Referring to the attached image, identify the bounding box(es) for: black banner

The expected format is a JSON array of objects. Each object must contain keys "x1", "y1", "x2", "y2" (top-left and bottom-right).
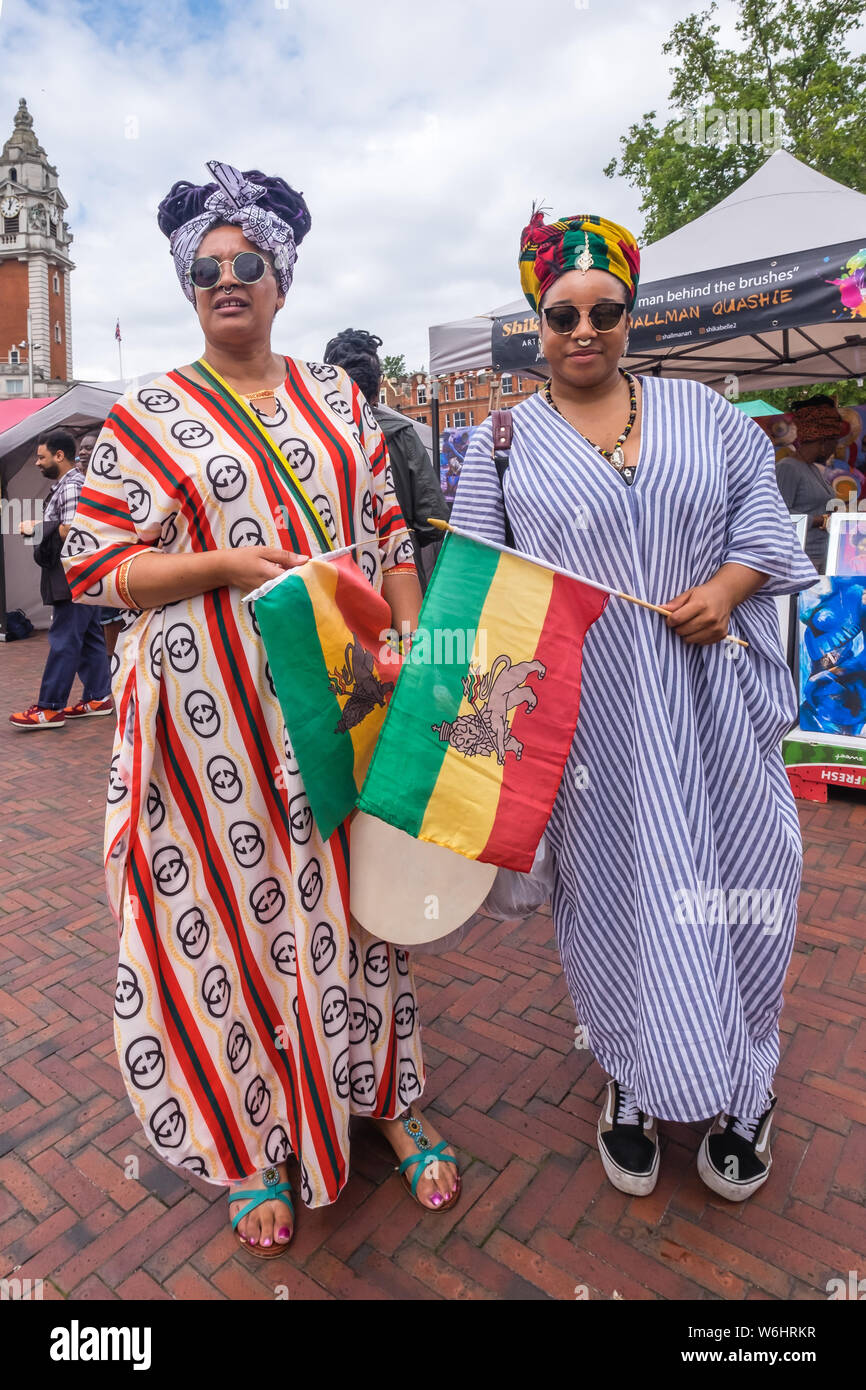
[
  {"x1": 629, "y1": 237, "x2": 866, "y2": 353},
  {"x1": 492, "y1": 310, "x2": 544, "y2": 373}
]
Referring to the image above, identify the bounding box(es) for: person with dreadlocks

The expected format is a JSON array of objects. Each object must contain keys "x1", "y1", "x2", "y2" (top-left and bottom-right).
[
  {"x1": 323, "y1": 328, "x2": 449, "y2": 589},
  {"x1": 61, "y1": 160, "x2": 461, "y2": 1261},
  {"x1": 451, "y1": 209, "x2": 817, "y2": 1202}
]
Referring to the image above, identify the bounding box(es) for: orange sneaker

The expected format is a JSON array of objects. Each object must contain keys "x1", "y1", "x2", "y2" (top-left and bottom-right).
[
  {"x1": 63, "y1": 698, "x2": 113, "y2": 719},
  {"x1": 9, "y1": 704, "x2": 66, "y2": 730}
]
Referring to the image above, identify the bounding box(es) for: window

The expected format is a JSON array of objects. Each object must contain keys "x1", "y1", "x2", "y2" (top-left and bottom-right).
[
  {"x1": 468, "y1": 410, "x2": 475, "y2": 425},
  {"x1": 416, "y1": 384, "x2": 427, "y2": 406},
  {"x1": 10, "y1": 169, "x2": 16, "y2": 182},
  {"x1": 4, "y1": 216, "x2": 19, "y2": 235},
  {"x1": 418, "y1": 414, "x2": 428, "y2": 425},
  {"x1": 54, "y1": 322, "x2": 61, "y2": 343},
  {"x1": 52, "y1": 271, "x2": 60, "y2": 294},
  {"x1": 467, "y1": 380, "x2": 474, "y2": 398},
  {"x1": 453, "y1": 411, "x2": 467, "y2": 428},
  {"x1": 454, "y1": 380, "x2": 465, "y2": 401},
  {"x1": 9, "y1": 348, "x2": 19, "y2": 365},
  {"x1": 444, "y1": 413, "x2": 451, "y2": 429},
  {"x1": 379, "y1": 390, "x2": 387, "y2": 405},
  {"x1": 6, "y1": 378, "x2": 24, "y2": 393},
  {"x1": 501, "y1": 374, "x2": 513, "y2": 394}
]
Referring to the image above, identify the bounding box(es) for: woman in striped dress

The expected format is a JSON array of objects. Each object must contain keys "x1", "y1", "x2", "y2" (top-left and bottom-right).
[
  {"x1": 451, "y1": 212, "x2": 817, "y2": 1201},
  {"x1": 62, "y1": 162, "x2": 459, "y2": 1256}
]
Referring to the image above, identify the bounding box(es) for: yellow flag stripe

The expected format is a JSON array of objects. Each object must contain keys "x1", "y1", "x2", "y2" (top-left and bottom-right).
[
  {"x1": 303, "y1": 560, "x2": 374, "y2": 782},
  {"x1": 418, "y1": 552, "x2": 554, "y2": 856}
]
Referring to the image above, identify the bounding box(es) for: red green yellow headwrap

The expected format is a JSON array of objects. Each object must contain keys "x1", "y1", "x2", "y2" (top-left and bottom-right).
[{"x1": 519, "y1": 211, "x2": 640, "y2": 313}]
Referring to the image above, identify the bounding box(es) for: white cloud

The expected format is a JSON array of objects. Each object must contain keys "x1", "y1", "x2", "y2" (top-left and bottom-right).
[{"x1": 1, "y1": 0, "x2": 710, "y2": 381}]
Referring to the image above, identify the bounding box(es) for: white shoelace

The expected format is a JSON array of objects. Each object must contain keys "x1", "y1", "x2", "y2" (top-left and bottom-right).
[
  {"x1": 615, "y1": 1085, "x2": 642, "y2": 1126},
  {"x1": 731, "y1": 1113, "x2": 761, "y2": 1142}
]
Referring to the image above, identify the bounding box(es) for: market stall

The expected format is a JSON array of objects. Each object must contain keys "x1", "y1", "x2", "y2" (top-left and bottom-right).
[
  {"x1": 428, "y1": 150, "x2": 866, "y2": 799},
  {"x1": 0, "y1": 377, "x2": 158, "y2": 633}
]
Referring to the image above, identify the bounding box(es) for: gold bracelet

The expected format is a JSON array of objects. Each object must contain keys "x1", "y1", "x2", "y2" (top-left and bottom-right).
[{"x1": 116, "y1": 555, "x2": 141, "y2": 608}]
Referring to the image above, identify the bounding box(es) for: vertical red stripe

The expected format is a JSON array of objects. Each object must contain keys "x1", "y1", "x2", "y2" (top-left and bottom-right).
[
  {"x1": 129, "y1": 841, "x2": 254, "y2": 1178},
  {"x1": 480, "y1": 575, "x2": 608, "y2": 871}
]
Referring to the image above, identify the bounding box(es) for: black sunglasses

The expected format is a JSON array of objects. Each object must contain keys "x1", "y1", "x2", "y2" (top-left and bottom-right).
[
  {"x1": 542, "y1": 302, "x2": 627, "y2": 334},
  {"x1": 188, "y1": 252, "x2": 269, "y2": 290}
]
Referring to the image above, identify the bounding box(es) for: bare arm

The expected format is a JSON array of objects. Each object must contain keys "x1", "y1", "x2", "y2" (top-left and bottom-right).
[
  {"x1": 124, "y1": 546, "x2": 307, "y2": 609},
  {"x1": 382, "y1": 568, "x2": 422, "y2": 635}
]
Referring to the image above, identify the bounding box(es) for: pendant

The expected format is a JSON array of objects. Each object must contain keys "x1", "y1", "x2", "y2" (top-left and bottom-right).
[
  {"x1": 621, "y1": 467, "x2": 634, "y2": 484},
  {"x1": 610, "y1": 444, "x2": 625, "y2": 467},
  {"x1": 576, "y1": 231, "x2": 594, "y2": 275}
]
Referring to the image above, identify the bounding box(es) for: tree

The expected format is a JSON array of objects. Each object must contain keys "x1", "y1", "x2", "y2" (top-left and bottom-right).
[
  {"x1": 382, "y1": 353, "x2": 407, "y2": 381},
  {"x1": 605, "y1": 0, "x2": 866, "y2": 244}
]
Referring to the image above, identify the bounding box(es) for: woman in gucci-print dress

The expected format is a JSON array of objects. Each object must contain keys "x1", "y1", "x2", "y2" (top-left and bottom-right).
[{"x1": 63, "y1": 161, "x2": 460, "y2": 1256}]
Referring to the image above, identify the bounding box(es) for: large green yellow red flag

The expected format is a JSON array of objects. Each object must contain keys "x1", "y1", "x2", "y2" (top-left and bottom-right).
[
  {"x1": 253, "y1": 554, "x2": 400, "y2": 841},
  {"x1": 358, "y1": 530, "x2": 609, "y2": 871}
]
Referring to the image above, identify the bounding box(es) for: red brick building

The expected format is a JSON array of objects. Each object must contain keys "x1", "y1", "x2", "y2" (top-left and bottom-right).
[
  {"x1": 0, "y1": 98, "x2": 74, "y2": 400},
  {"x1": 382, "y1": 369, "x2": 539, "y2": 429}
]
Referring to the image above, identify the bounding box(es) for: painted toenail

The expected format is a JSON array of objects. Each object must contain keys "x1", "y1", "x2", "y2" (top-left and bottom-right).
[
  {"x1": 248, "y1": 1237, "x2": 257, "y2": 1245},
  {"x1": 431, "y1": 1193, "x2": 443, "y2": 1206},
  {"x1": 262, "y1": 1238, "x2": 272, "y2": 1246},
  {"x1": 278, "y1": 1227, "x2": 291, "y2": 1239}
]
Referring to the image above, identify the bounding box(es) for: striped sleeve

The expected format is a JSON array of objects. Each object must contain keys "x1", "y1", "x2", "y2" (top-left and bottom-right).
[
  {"x1": 449, "y1": 417, "x2": 507, "y2": 544},
  {"x1": 358, "y1": 389, "x2": 413, "y2": 572},
  {"x1": 61, "y1": 406, "x2": 165, "y2": 606},
  {"x1": 711, "y1": 390, "x2": 819, "y2": 597}
]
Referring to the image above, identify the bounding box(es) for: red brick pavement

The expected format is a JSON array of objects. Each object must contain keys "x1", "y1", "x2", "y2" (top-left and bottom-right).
[{"x1": 1, "y1": 633, "x2": 865, "y2": 1302}]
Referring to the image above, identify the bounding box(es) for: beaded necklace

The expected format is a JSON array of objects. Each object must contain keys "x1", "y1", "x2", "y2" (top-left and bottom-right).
[{"x1": 544, "y1": 369, "x2": 639, "y2": 485}]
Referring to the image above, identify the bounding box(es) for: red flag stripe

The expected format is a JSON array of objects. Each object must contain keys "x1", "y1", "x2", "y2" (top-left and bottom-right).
[{"x1": 480, "y1": 575, "x2": 608, "y2": 869}]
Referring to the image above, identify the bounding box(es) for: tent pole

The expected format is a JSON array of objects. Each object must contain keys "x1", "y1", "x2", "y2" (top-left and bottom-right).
[
  {"x1": 0, "y1": 473, "x2": 7, "y2": 639},
  {"x1": 431, "y1": 378, "x2": 440, "y2": 484}
]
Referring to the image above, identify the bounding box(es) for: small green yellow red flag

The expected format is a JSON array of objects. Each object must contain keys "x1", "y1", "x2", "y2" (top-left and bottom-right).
[
  {"x1": 358, "y1": 530, "x2": 608, "y2": 870},
  {"x1": 254, "y1": 555, "x2": 400, "y2": 841}
]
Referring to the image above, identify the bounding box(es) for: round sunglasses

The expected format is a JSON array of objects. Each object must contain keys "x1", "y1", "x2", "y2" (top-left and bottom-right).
[
  {"x1": 542, "y1": 302, "x2": 627, "y2": 334},
  {"x1": 188, "y1": 252, "x2": 269, "y2": 290}
]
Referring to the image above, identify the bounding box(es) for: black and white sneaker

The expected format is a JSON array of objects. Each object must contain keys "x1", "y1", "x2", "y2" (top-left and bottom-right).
[
  {"x1": 597, "y1": 1079, "x2": 660, "y2": 1196},
  {"x1": 697, "y1": 1092, "x2": 777, "y2": 1201}
]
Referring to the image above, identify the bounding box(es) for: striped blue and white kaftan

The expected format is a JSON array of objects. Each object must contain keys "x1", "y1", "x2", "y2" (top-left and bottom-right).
[{"x1": 451, "y1": 377, "x2": 817, "y2": 1123}]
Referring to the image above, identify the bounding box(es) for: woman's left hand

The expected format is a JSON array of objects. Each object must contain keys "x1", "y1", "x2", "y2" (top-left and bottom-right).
[{"x1": 663, "y1": 577, "x2": 735, "y2": 645}]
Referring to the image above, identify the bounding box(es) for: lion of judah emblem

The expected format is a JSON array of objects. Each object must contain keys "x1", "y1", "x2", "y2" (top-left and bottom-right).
[
  {"x1": 432, "y1": 655, "x2": 546, "y2": 765},
  {"x1": 329, "y1": 640, "x2": 394, "y2": 733}
]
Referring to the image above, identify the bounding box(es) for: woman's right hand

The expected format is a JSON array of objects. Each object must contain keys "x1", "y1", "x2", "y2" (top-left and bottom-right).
[{"x1": 220, "y1": 546, "x2": 308, "y2": 591}]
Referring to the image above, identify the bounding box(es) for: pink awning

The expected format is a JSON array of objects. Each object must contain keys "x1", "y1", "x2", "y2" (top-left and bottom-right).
[{"x1": 0, "y1": 397, "x2": 56, "y2": 432}]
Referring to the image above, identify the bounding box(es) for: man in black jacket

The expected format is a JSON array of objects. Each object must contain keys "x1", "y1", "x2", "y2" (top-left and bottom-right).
[
  {"x1": 323, "y1": 329, "x2": 449, "y2": 589},
  {"x1": 9, "y1": 430, "x2": 112, "y2": 730}
]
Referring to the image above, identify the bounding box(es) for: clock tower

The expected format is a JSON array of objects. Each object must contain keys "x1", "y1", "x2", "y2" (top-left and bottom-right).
[{"x1": 0, "y1": 98, "x2": 74, "y2": 399}]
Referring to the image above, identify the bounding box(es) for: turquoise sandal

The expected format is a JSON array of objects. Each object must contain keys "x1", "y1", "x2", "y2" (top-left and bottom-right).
[
  {"x1": 396, "y1": 1108, "x2": 461, "y2": 1213},
  {"x1": 229, "y1": 1165, "x2": 294, "y2": 1258}
]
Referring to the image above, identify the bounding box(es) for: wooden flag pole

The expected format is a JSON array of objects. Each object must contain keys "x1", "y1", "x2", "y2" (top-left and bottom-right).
[{"x1": 426, "y1": 518, "x2": 749, "y2": 649}]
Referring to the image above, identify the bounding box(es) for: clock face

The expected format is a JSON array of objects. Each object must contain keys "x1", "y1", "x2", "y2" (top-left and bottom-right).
[{"x1": 1, "y1": 196, "x2": 20, "y2": 218}]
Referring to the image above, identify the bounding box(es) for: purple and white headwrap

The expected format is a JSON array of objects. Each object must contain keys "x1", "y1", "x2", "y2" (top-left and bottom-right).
[{"x1": 169, "y1": 160, "x2": 298, "y2": 303}]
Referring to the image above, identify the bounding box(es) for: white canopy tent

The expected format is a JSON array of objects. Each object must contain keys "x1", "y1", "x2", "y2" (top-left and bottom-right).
[
  {"x1": 429, "y1": 151, "x2": 866, "y2": 392},
  {"x1": 0, "y1": 376, "x2": 159, "y2": 631}
]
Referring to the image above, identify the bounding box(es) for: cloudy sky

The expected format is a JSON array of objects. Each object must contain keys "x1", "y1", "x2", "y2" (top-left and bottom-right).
[{"x1": 1, "y1": 0, "x2": 741, "y2": 382}]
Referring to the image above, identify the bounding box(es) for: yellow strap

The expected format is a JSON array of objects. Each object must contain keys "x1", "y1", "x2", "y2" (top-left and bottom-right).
[{"x1": 198, "y1": 357, "x2": 334, "y2": 553}]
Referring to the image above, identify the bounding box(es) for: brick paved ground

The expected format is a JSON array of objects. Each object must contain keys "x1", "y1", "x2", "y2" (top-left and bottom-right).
[{"x1": 1, "y1": 632, "x2": 864, "y2": 1303}]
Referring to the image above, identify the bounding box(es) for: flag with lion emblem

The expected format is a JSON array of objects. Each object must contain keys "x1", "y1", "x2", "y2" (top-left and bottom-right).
[
  {"x1": 358, "y1": 530, "x2": 609, "y2": 870},
  {"x1": 254, "y1": 554, "x2": 401, "y2": 841}
]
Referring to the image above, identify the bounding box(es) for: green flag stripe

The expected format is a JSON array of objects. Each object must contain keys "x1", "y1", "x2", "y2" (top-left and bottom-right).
[
  {"x1": 358, "y1": 531, "x2": 499, "y2": 835},
  {"x1": 256, "y1": 575, "x2": 356, "y2": 839}
]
